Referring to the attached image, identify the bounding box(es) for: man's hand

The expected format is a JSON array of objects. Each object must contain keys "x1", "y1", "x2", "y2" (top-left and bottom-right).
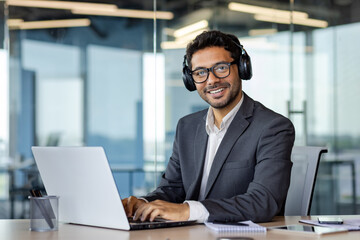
[
  {"x1": 133, "y1": 200, "x2": 190, "y2": 222},
  {"x1": 122, "y1": 196, "x2": 146, "y2": 218}
]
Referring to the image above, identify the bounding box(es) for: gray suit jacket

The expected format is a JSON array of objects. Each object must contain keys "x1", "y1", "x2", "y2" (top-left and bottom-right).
[{"x1": 145, "y1": 93, "x2": 295, "y2": 222}]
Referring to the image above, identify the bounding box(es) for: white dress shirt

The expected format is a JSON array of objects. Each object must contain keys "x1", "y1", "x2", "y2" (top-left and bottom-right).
[{"x1": 185, "y1": 94, "x2": 244, "y2": 222}]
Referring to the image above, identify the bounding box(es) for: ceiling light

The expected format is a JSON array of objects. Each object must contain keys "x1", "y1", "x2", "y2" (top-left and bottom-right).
[
  {"x1": 249, "y1": 28, "x2": 278, "y2": 36},
  {"x1": 6, "y1": 18, "x2": 24, "y2": 27},
  {"x1": 6, "y1": 0, "x2": 174, "y2": 20},
  {"x1": 8, "y1": 19, "x2": 91, "y2": 30},
  {"x1": 254, "y1": 14, "x2": 328, "y2": 28},
  {"x1": 228, "y1": 2, "x2": 308, "y2": 19},
  {"x1": 162, "y1": 28, "x2": 209, "y2": 50},
  {"x1": 6, "y1": 0, "x2": 117, "y2": 11},
  {"x1": 161, "y1": 41, "x2": 188, "y2": 50},
  {"x1": 228, "y1": 2, "x2": 328, "y2": 28},
  {"x1": 173, "y1": 20, "x2": 208, "y2": 38},
  {"x1": 71, "y1": 9, "x2": 173, "y2": 20},
  {"x1": 175, "y1": 28, "x2": 208, "y2": 43}
]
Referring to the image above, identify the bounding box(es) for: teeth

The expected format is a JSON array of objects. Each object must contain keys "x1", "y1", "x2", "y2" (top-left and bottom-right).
[{"x1": 210, "y1": 88, "x2": 224, "y2": 94}]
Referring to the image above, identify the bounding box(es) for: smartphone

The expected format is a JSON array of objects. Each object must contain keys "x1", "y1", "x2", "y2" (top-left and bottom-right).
[{"x1": 317, "y1": 217, "x2": 343, "y2": 224}]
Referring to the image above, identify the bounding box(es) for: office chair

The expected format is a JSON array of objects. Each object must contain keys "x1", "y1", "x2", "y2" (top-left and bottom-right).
[{"x1": 284, "y1": 146, "x2": 328, "y2": 216}]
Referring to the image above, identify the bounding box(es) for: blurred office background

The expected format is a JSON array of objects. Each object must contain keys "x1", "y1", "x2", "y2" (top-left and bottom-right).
[{"x1": 0, "y1": 0, "x2": 359, "y2": 218}]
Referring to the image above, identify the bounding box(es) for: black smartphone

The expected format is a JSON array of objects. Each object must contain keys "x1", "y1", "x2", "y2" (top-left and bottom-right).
[{"x1": 317, "y1": 217, "x2": 343, "y2": 224}]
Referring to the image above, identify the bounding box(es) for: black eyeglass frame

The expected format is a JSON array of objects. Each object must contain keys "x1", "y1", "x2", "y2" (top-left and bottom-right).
[{"x1": 190, "y1": 60, "x2": 237, "y2": 84}]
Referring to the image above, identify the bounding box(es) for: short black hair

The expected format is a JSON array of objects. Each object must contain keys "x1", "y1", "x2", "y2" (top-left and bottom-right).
[{"x1": 185, "y1": 30, "x2": 241, "y2": 70}]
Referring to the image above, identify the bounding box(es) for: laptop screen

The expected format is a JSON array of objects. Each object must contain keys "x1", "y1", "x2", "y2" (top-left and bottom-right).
[{"x1": 32, "y1": 146, "x2": 130, "y2": 230}]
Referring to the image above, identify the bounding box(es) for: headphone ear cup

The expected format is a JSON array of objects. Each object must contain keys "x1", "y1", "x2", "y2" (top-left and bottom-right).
[
  {"x1": 182, "y1": 65, "x2": 197, "y2": 91},
  {"x1": 238, "y1": 51, "x2": 252, "y2": 80}
]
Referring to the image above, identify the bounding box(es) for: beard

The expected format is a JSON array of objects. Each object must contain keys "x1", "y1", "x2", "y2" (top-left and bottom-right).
[{"x1": 200, "y1": 81, "x2": 241, "y2": 109}]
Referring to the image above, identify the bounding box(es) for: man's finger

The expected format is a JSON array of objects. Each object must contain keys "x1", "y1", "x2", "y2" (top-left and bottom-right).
[
  {"x1": 133, "y1": 203, "x2": 146, "y2": 220},
  {"x1": 140, "y1": 204, "x2": 154, "y2": 221},
  {"x1": 123, "y1": 196, "x2": 137, "y2": 217},
  {"x1": 149, "y1": 208, "x2": 161, "y2": 221}
]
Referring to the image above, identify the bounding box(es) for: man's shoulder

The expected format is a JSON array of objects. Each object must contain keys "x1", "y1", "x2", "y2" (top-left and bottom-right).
[
  {"x1": 176, "y1": 108, "x2": 208, "y2": 131},
  {"x1": 243, "y1": 94, "x2": 293, "y2": 126},
  {"x1": 179, "y1": 108, "x2": 208, "y2": 122},
  {"x1": 253, "y1": 101, "x2": 285, "y2": 118},
  {"x1": 251, "y1": 100, "x2": 294, "y2": 130}
]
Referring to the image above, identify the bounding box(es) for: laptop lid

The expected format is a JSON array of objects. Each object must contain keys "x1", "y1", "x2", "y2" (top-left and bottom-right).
[{"x1": 32, "y1": 146, "x2": 131, "y2": 230}]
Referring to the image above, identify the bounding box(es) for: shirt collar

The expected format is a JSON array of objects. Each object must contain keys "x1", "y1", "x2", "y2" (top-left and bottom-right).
[{"x1": 205, "y1": 93, "x2": 244, "y2": 134}]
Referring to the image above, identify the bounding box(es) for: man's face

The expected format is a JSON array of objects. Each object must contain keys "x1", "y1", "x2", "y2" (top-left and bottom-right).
[{"x1": 191, "y1": 46, "x2": 242, "y2": 110}]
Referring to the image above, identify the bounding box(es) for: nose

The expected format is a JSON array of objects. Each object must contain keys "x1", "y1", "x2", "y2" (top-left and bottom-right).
[{"x1": 206, "y1": 70, "x2": 220, "y2": 85}]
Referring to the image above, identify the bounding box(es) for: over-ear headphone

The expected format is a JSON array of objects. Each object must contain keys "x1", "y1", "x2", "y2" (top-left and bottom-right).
[{"x1": 182, "y1": 41, "x2": 252, "y2": 92}]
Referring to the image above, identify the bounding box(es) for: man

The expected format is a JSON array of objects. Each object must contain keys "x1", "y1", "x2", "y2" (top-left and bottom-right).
[{"x1": 122, "y1": 30, "x2": 295, "y2": 223}]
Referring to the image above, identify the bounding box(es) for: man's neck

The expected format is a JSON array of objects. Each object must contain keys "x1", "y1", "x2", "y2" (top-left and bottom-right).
[
  {"x1": 212, "y1": 93, "x2": 242, "y2": 129},
  {"x1": 213, "y1": 108, "x2": 231, "y2": 129}
]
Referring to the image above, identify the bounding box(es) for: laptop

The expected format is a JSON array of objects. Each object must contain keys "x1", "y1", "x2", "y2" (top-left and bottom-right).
[{"x1": 31, "y1": 146, "x2": 196, "y2": 230}]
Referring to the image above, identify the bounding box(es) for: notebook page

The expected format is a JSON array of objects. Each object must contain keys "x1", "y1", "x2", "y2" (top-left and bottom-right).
[{"x1": 205, "y1": 220, "x2": 266, "y2": 233}]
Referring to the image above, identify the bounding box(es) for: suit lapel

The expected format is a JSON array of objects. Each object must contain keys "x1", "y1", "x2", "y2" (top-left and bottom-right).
[
  {"x1": 186, "y1": 115, "x2": 208, "y2": 200},
  {"x1": 204, "y1": 93, "x2": 254, "y2": 198}
]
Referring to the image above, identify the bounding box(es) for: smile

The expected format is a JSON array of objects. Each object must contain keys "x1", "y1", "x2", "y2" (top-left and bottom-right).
[{"x1": 209, "y1": 88, "x2": 224, "y2": 94}]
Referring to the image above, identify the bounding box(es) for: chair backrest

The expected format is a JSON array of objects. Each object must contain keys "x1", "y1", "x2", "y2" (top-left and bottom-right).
[{"x1": 284, "y1": 146, "x2": 328, "y2": 216}]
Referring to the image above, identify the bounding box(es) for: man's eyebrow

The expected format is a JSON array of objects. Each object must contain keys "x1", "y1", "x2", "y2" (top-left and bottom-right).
[
  {"x1": 192, "y1": 61, "x2": 229, "y2": 70},
  {"x1": 192, "y1": 66, "x2": 206, "y2": 71}
]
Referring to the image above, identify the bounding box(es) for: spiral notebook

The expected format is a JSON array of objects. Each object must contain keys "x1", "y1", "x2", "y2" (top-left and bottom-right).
[{"x1": 205, "y1": 220, "x2": 266, "y2": 233}]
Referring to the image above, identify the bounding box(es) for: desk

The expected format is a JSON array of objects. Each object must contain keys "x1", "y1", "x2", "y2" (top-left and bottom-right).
[{"x1": 1, "y1": 216, "x2": 359, "y2": 240}]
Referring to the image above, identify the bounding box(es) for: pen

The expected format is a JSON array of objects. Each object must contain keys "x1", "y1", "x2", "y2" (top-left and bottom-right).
[
  {"x1": 29, "y1": 189, "x2": 54, "y2": 229},
  {"x1": 211, "y1": 220, "x2": 249, "y2": 226}
]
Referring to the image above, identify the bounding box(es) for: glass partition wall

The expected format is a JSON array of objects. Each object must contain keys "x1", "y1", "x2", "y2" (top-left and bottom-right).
[{"x1": 1, "y1": 0, "x2": 359, "y2": 218}]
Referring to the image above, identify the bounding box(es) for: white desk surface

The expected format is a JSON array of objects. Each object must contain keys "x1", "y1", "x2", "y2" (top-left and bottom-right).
[{"x1": 1, "y1": 216, "x2": 360, "y2": 240}]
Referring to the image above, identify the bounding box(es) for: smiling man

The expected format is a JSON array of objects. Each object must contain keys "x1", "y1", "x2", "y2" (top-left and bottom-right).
[{"x1": 122, "y1": 30, "x2": 295, "y2": 223}]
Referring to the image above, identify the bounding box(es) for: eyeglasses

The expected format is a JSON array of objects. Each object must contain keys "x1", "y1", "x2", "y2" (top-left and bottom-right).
[{"x1": 191, "y1": 61, "x2": 237, "y2": 83}]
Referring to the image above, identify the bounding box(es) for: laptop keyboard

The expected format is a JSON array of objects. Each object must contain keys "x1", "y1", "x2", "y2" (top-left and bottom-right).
[
  {"x1": 128, "y1": 217, "x2": 167, "y2": 224},
  {"x1": 127, "y1": 217, "x2": 197, "y2": 230}
]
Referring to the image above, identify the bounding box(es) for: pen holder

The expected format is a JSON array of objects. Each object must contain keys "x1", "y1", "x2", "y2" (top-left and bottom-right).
[{"x1": 29, "y1": 196, "x2": 59, "y2": 232}]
